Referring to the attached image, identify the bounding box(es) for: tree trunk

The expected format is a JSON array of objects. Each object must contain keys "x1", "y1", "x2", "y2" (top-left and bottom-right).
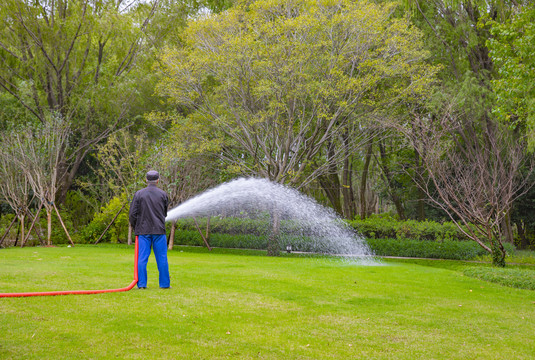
[
  {"x1": 267, "y1": 210, "x2": 280, "y2": 256},
  {"x1": 56, "y1": 153, "x2": 85, "y2": 204},
  {"x1": 502, "y1": 210, "x2": 514, "y2": 244},
  {"x1": 47, "y1": 209, "x2": 52, "y2": 246},
  {"x1": 13, "y1": 219, "x2": 20, "y2": 247},
  {"x1": 490, "y1": 230, "x2": 506, "y2": 267},
  {"x1": 360, "y1": 141, "x2": 373, "y2": 219},
  {"x1": 318, "y1": 173, "x2": 343, "y2": 215},
  {"x1": 342, "y1": 156, "x2": 356, "y2": 219},
  {"x1": 128, "y1": 224, "x2": 133, "y2": 245},
  {"x1": 414, "y1": 151, "x2": 426, "y2": 221},
  {"x1": 515, "y1": 220, "x2": 531, "y2": 250},
  {"x1": 168, "y1": 221, "x2": 176, "y2": 250},
  {"x1": 378, "y1": 140, "x2": 405, "y2": 220},
  {"x1": 19, "y1": 214, "x2": 25, "y2": 248},
  {"x1": 318, "y1": 141, "x2": 343, "y2": 215}
]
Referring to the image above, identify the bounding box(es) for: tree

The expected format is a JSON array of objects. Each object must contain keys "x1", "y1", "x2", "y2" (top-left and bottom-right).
[
  {"x1": 12, "y1": 115, "x2": 73, "y2": 246},
  {"x1": 398, "y1": 103, "x2": 531, "y2": 266},
  {"x1": 396, "y1": 0, "x2": 532, "y2": 233},
  {"x1": 0, "y1": 135, "x2": 32, "y2": 245},
  {"x1": 147, "y1": 148, "x2": 220, "y2": 250},
  {"x1": 157, "y1": 0, "x2": 436, "y2": 188},
  {"x1": 0, "y1": 0, "x2": 171, "y2": 202},
  {"x1": 486, "y1": 4, "x2": 535, "y2": 143}
]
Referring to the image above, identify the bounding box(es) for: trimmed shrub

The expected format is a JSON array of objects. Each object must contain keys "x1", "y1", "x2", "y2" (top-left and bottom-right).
[
  {"x1": 367, "y1": 238, "x2": 488, "y2": 260},
  {"x1": 175, "y1": 216, "x2": 306, "y2": 237},
  {"x1": 172, "y1": 230, "x2": 268, "y2": 250},
  {"x1": 348, "y1": 214, "x2": 468, "y2": 242},
  {"x1": 171, "y1": 216, "x2": 518, "y2": 260},
  {"x1": 367, "y1": 238, "x2": 516, "y2": 260}
]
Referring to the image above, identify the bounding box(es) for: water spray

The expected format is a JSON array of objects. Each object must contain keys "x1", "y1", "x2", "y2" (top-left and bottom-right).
[
  {"x1": 0, "y1": 237, "x2": 139, "y2": 298},
  {"x1": 166, "y1": 178, "x2": 376, "y2": 263}
]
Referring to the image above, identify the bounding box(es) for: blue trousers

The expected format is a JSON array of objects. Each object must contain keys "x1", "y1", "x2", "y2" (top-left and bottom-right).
[{"x1": 137, "y1": 234, "x2": 170, "y2": 288}]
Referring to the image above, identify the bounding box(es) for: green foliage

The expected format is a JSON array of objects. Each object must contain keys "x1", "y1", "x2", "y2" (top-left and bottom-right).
[
  {"x1": 157, "y1": 0, "x2": 438, "y2": 185},
  {"x1": 78, "y1": 195, "x2": 129, "y2": 244},
  {"x1": 177, "y1": 217, "x2": 271, "y2": 236},
  {"x1": 348, "y1": 214, "x2": 467, "y2": 241},
  {"x1": 367, "y1": 238, "x2": 487, "y2": 260},
  {"x1": 490, "y1": 239, "x2": 506, "y2": 267},
  {"x1": 62, "y1": 191, "x2": 96, "y2": 232},
  {"x1": 463, "y1": 266, "x2": 535, "y2": 290},
  {"x1": 94, "y1": 129, "x2": 150, "y2": 199},
  {"x1": 173, "y1": 229, "x2": 269, "y2": 250},
  {"x1": 486, "y1": 5, "x2": 535, "y2": 137},
  {"x1": 1, "y1": 207, "x2": 77, "y2": 246}
]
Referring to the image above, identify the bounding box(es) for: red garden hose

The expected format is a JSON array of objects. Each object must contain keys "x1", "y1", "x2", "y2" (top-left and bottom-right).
[{"x1": 0, "y1": 237, "x2": 139, "y2": 298}]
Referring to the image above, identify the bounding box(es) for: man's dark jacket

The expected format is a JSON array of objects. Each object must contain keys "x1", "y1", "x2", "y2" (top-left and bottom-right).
[{"x1": 129, "y1": 183, "x2": 168, "y2": 235}]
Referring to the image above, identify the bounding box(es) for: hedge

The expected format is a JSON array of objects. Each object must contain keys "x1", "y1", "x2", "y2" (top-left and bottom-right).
[
  {"x1": 170, "y1": 228, "x2": 515, "y2": 260},
  {"x1": 172, "y1": 230, "x2": 269, "y2": 250},
  {"x1": 347, "y1": 214, "x2": 468, "y2": 242},
  {"x1": 172, "y1": 230, "x2": 325, "y2": 252},
  {"x1": 366, "y1": 238, "x2": 488, "y2": 260},
  {"x1": 174, "y1": 217, "x2": 304, "y2": 236}
]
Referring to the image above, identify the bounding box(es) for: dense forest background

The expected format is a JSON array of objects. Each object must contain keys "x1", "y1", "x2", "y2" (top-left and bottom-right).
[{"x1": 1, "y1": 0, "x2": 534, "y2": 265}]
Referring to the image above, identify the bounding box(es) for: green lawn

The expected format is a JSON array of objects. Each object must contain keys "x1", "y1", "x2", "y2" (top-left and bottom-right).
[{"x1": 1, "y1": 246, "x2": 534, "y2": 359}]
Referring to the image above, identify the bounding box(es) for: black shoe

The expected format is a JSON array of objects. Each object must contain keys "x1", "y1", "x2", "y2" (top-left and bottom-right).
[
  {"x1": 160, "y1": 286, "x2": 171, "y2": 289},
  {"x1": 138, "y1": 287, "x2": 147, "y2": 290}
]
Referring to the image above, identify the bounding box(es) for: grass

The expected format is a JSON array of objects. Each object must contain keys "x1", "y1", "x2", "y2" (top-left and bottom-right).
[
  {"x1": 462, "y1": 267, "x2": 535, "y2": 290},
  {"x1": 0, "y1": 246, "x2": 534, "y2": 359}
]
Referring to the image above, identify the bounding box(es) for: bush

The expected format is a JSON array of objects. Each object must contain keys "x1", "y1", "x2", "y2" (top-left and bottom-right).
[
  {"x1": 462, "y1": 266, "x2": 535, "y2": 290},
  {"x1": 172, "y1": 230, "x2": 269, "y2": 250},
  {"x1": 367, "y1": 238, "x2": 488, "y2": 260},
  {"x1": 175, "y1": 216, "x2": 307, "y2": 237},
  {"x1": 78, "y1": 195, "x2": 129, "y2": 244},
  {"x1": 348, "y1": 214, "x2": 468, "y2": 242},
  {"x1": 367, "y1": 238, "x2": 517, "y2": 260},
  {"x1": 171, "y1": 216, "x2": 518, "y2": 260}
]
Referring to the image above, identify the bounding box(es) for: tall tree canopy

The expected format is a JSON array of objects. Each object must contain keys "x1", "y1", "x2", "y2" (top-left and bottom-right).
[
  {"x1": 157, "y1": 0, "x2": 438, "y2": 188},
  {"x1": 0, "y1": 0, "x2": 187, "y2": 202},
  {"x1": 486, "y1": 4, "x2": 535, "y2": 138}
]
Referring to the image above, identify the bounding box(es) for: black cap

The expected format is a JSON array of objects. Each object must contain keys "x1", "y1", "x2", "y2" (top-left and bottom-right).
[{"x1": 146, "y1": 170, "x2": 159, "y2": 181}]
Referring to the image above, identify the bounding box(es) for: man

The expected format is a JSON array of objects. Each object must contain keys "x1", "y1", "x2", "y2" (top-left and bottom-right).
[{"x1": 129, "y1": 170, "x2": 171, "y2": 289}]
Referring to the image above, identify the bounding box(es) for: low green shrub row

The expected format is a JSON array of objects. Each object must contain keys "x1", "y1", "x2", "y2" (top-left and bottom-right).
[
  {"x1": 172, "y1": 230, "x2": 324, "y2": 252},
  {"x1": 171, "y1": 229, "x2": 516, "y2": 261},
  {"x1": 462, "y1": 266, "x2": 535, "y2": 290},
  {"x1": 175, "y1": 217, "x2": 267, "y2": 236},
  {"x1": 173, "y1": 230, "x2": 269, "y2": 250},
  {"x1": 348, "y1": 214, "x2": 468, "y2": 242},
  {"x1": 175, "y1": 217, "x2": 303, "y2": 236},
  {"x1": 366, "y1": 238, "x2": 487, "y2": 260}
]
